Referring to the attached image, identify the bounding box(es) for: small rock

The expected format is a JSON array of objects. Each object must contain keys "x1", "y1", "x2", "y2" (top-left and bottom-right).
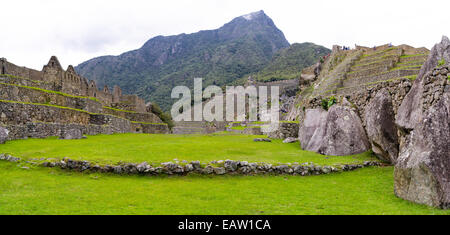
[
  {"x1": 253, "y1": 138, "x2": 272, "y2": 142},
  {"x1": 191, "y1": 161, "x2": 201, "y2": 169},
  {"x1": 213, "y1": 167, "x2": 226, "y2": 175},
  {"x1": 0, "y1": 126, "x2": 9, "y2": 144},
  {"x1": 184, "y1": 164, "x2": 194, "y2": 172},
  {"x1": 283, "y1": 137, "x2": 298, "y2": 143},
  {"x1": 202, "y1": 165, "x2": 214, "y2": 174}
]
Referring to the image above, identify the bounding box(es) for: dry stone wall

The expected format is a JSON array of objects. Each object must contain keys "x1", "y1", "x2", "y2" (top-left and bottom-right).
[
  {"x1": 0, "y1": 57, "x2": 170, "y2": 141},
  {"x1": 266, "y1": 122, "x2": 299, "y2": 139},
  {"x1": 4, "y1": 122, "x2": 129, "y2": 141},
  {"x1": 0, "y1": 101, "x2": 91, "y2": 125},
  {"x1": 0, "y1": 83, "x2": 103, "y2": 113},
  {"x1": 0, "y1": 153, "x2": 382, "y2": 177}
]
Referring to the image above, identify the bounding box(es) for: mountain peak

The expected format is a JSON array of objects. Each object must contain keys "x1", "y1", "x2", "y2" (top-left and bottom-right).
[
  {"x1": 76, "y1": 10, "x2": 292, "y2": 110},
  {"x1": 240, "y1": 10, "x2": 266, "y2": 21}
]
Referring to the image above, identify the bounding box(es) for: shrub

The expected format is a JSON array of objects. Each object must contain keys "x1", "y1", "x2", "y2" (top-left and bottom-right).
[
  {"x1": 321, "y1": 99, "x2": 328, "y2": 110},
  {"x1": 151, "y1": 103, "x2": 174, "y2": 129},
  {"x1": 328, "y1": 96, "x2": 337, "y2": 108},
  {"x1": 321, "y1": 96, "x2": 337, "y2": 111},
  {"x1": 438, "y1": 58, "x2": 446, "y2": 67}
]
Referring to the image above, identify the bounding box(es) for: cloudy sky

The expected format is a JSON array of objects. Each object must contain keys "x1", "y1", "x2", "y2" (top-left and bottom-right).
[{"x1": 1, "y1": 0, "x2": 448, "y2": 69}]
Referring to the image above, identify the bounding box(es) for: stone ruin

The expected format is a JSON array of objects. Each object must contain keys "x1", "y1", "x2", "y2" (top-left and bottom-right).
[
  {"x1": 289, "y1": 37, "x2": 449, "y2": 209},
  {"x1": 0, "y1": 56, "x2": 169, "y2": 141}
]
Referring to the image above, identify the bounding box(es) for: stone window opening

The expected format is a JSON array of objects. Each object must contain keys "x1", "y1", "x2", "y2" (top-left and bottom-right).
[{"x1": 1, "y1": 65, "x2": 5, "y2": 74}]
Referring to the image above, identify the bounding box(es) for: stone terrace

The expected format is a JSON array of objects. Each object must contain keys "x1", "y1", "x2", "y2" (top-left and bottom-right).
[
  {"x1": 286, "y1": 44, "x2": 429, "y2": 123},
  {"x1": 311, "y1": 44, "x2": 429, "y2": 98},
  {"x1": 0, "y1": 57, "x2": 169, "y2": 141}
]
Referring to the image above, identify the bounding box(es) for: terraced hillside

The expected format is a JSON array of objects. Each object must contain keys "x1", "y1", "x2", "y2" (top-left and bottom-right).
[
  {"x1": 0, "y1": 57, "x2": 169, "y2": 142},
  {"x1": 286, "y1": 44, "x2": 429, "y2": 121}
]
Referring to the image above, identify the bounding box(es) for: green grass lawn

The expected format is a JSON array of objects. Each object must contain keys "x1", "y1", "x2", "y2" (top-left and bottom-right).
[
  {"x1": 0, "y1": 161, "x2": 447, "y2": 215},
  {"x1": 0, "y1": 133, "x2": 378, "y2": 166}
]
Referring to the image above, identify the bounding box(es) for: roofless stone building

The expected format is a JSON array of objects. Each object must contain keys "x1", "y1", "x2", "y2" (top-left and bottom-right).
[{"x1": 0, "y1": 56, "x2": 169, "y2": 141}]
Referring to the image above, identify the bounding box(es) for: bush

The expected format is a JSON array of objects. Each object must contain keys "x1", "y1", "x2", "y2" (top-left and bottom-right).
[
  {"x1": 151, "y1": 103, "x2": 174, "y2": 129},
  {"x1": 321, "y1": 96, "x2": 337, "y2": 111},
  {"x1": 328, "y1": 96, "x2": 337, "y2": 108}
]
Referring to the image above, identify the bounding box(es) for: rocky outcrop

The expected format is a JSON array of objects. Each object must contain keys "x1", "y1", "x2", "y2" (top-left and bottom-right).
[
  {"x1": 395, "y1": 91, "x2": 449, "y2": 209},
  {"x1": 364, "y1": 89, "x2": 399, "y2": 163},
  {"x1": 299, "y1": 106, "x2": 370, "y2": 156},
  {"x1": 0, "y1": 127, "x2": 9, "y2": 144},
  {"x1": 394, "y1": 36, "x2": 450, "y2": 209}
]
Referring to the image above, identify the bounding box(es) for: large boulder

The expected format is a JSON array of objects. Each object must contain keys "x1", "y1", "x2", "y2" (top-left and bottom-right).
[
  {"x1": 395, "y1": 92, "x2": 450, "y2": 209},
  {"x1": 364, "y1": 89, "x2": 399, "y2": 163},
  {"x1": 394, "y1": 36, "x2": 450, "y2": 209},
  {"x1": 0, "y1": 126, "x2": 9, "y2": 144},
  {"x1": 396, "y1": 36, "x2": 450, "y2": 131},
  {"x1": 60, "y1": 129, "x2": 83, "y2": 140},
  {"x1": 299, "y1": 106, "x2": 370, "y2": 156},
  {"x1": 299, "y1": 108, "x2": 328, "y2": 151}
]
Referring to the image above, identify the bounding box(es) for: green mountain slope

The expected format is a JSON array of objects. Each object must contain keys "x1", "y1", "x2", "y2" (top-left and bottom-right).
[
  {"x1": 249, "y1": 43, "x2": 331, "y2": 82},
  {"x1": 75, "y1": 10, "x2": 290, "y2": 111}
]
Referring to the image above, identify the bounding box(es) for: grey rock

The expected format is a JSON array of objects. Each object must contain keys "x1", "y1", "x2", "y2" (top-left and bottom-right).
[
  {"x1": 364, "y1": 89, "x2": 399, "y2": 163},
  {"x1": 299, "y1": 108, "x2": 328, "y2": 151},
  {"x1": 202, "y1": 165, "x2": 214, "y2": 174},
  {"x1": 213, "y1": 167, "x2": 226, "y2": 175},
  {"x1": 191, "y1": 161, "x2": 201, "y2": 169},
  {"x1": 162, "y1": 162, "x2": 178, "y2": 173},
  {"x1": 300, "y1": 106, "x2": 370, "y2": 156},
  {"x1": 113, "y1": 166, "x2": 123, "y2": 174},
  {"x1": 60, "y1": 129, "x2": 83, "y2": 140},
  {"x1": 137, "y1": 162, "x2": 149, "y2": 173},
  {"x1": 124, "y1": 163, "x2": 137, "y2": 174},
  {"x1": 173, "y1": 166, "x2": 184, "y2": 174},
  {"x1": 395, "y1": 92, "x2": 450, "y2": 209},
  {"x1": 184, "y1": 164, "x2": 194, "y2": 172},
  {"x1": 224, "y1": 160, "x2": 238, "y2": 172},
  {"x1": 239, "y1": 161, "x2": 249, "y2": 166},
  {"x1": 0, "y1": 127, "x2": 9, "y2": 144},
  {"x1": 253, "y1": 138, "x2": 272, "y2": 142},
  {"x1": 282, "y1": 137, "x2": 298, "y2": 143},
  {"x1": 238, "y1": 166, "x2": 251, "y2": 174},
  {"x1": 321, "y1": 166, "x2": 331, "y2": 174}
]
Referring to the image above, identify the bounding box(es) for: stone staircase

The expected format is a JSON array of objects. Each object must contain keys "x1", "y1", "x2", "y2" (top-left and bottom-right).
[
  {"x1": 172, "y1": 121, "x2": 228, "y2": 134},
  {"x1": 172, "y1": 121, "x2": 208, "y2": 134},
  {"x1": 312, "y1": 50, "x2": 363, "y2": 96}
]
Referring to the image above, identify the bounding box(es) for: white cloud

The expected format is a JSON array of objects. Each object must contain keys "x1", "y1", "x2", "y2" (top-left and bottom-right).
[{"x1": 0, "y1": 0, "x2": 448, "y2": 69}]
